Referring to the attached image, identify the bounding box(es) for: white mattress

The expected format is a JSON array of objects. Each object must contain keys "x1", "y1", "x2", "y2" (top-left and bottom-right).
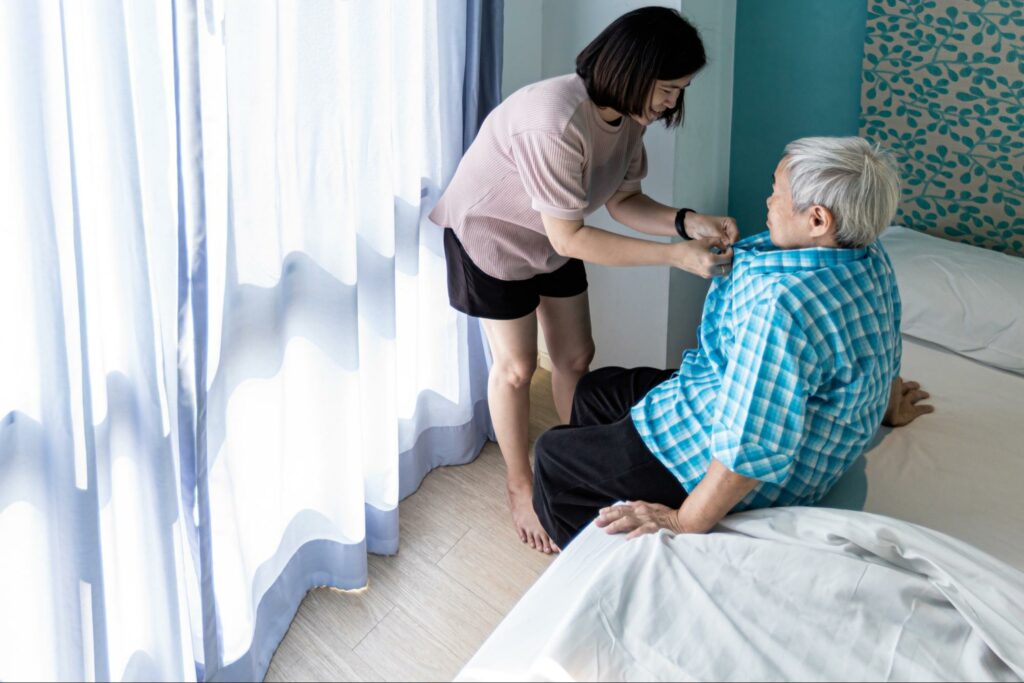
[
  {"x1": 818, "y1": 336, "x2": 1024, "y2": 570},
  {"x1": 458, "y1": 338, "x2": 1024, "y2": 681}
]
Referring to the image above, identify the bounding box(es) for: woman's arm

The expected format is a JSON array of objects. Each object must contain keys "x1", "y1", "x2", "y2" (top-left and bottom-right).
[
  {"x1": 605, "y1": 190, "x2": 678, "y2": 238},
  {"x1": 606, "y1": 190, "x2": 741, "y2": 244},
  {"x1": 542, "y1": 213, "x2": 733, "y2": 279}
]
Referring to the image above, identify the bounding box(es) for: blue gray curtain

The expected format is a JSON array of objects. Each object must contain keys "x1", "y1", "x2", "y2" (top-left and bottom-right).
[
  {"x1": 0, "y1": 0, "x2": 503, "y2": 680},
  {"x1": 464, "y1": 0, "x2": 505, "y2": 151}
]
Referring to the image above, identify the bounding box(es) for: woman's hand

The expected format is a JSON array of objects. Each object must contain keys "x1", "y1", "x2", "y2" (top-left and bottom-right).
[
  {"x1": 668, "y1": 238, "x2": 733, "y2": 278},
  {"x1": 596, "y1": 501, "x2": 682, "y2": 540},
  {"x1": 684, "y1": 212, "x2": 740, "y2": 245}
]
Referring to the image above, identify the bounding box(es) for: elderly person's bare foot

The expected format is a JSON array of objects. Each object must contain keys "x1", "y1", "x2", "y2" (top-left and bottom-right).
[{"x1": 507, "y1": 482, "x2": 559, "y2": 554}]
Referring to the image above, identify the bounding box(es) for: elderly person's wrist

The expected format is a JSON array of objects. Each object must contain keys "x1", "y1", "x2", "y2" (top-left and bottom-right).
[
  {"x1": 882, "y1": 377, "x2": 903, "y2": 427},
  {"x1": 672, "y1": 507, "x2": 690, "y2": 534}
]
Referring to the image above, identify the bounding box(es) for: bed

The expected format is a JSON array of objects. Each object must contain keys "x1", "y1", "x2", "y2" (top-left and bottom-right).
[{"x1": 457, "y1": 228, "x2": 1024, "y2": 682}]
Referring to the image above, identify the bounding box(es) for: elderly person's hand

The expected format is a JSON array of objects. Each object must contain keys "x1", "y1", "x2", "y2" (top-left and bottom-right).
[
  {"x1": 595, "y1": 501, "x2": 682, "y2": 540},
  {"x1": 883, "y1": 376, "x2": 934, "y2": 427},
  {"x1": 597, "y1": 462, "x2": 757, "y2": 540},
  {"x1": 684, "y1": 212, "x2": 740, "y2": 245}
]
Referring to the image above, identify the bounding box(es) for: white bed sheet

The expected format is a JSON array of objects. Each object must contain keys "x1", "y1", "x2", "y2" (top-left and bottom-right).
[
  {"x1": 458, "y1": 338, "x2": 1024, "y2": 681},
  {"x1": 459, "y1": 508, "x2": 1024, "y2": 682}
]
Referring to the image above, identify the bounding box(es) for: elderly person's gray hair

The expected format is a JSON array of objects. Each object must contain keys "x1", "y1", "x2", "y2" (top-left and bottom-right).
[{"x1": 783, "y1": 137, "x2": 900, "y2": 248}]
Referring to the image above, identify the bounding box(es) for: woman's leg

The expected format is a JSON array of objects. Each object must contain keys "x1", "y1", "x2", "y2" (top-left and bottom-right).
[
  {"x1": 537, "y1": 292, "x2": 596, "y2": 424},
  {"x1": 480, "y1": 314, "x2": 558, "y2": 554}
]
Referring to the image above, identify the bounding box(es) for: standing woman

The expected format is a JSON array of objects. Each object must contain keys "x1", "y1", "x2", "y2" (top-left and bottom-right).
[{"x1": 430, "y1": 7, "x2": 739, "y2": 554}]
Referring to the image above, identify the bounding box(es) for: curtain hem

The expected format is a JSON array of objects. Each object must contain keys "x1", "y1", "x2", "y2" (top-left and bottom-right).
[
  {"x1": 208, "y1": 538, "x2": 369, "y2": 683},
  {"x1": 209, "y1": 398, "x2": 491, "y2": 681}
]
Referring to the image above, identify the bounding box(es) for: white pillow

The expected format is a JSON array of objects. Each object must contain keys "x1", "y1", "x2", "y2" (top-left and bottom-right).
[{"x1": 880, "y1": 226, "x2": 1024, "y2": 374}]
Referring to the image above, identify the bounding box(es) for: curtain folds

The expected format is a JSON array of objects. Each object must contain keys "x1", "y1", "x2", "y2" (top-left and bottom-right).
[{"x1": 0, "y1": 0, "x2": 502, "y2": 680}]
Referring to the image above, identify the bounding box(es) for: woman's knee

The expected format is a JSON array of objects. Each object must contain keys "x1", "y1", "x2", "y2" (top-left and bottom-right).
[
  {"x1": 550, "y1": 339, "x2": 596, "y2": 376},
  {"x1": 491, "y1": 356, "x2": 537, "y2": 390}
]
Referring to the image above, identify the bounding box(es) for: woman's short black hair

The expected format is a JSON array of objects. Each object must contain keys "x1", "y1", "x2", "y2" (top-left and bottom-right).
[{"x1": 576, "y1": 7, "x2": 706, "y2": 128}]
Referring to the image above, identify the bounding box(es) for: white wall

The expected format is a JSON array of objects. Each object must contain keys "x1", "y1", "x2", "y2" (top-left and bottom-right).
[
  {"x1": 667, "y1": 0, "x2": 737, "y2": 362},
  {"x1": 500, "y1": 0, "x2": 543, "y2": 99},
  {"x1": 501, "y1": 0, "x2": 736, "y2": 370}
]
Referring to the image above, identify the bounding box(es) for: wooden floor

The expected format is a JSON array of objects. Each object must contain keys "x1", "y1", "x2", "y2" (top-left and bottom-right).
[{"x1": 265, "y1": 369, "x2": 561, "y2": 682}]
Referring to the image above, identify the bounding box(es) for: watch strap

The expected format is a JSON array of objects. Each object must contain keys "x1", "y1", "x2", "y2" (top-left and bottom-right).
[{"x1": 675, "y1": 208, "x2": 695, "y2": 240}]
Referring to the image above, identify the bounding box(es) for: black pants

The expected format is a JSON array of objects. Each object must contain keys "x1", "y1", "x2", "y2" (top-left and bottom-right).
[{"x1": 532, "y1": 366, "x2": 688, "y2": 549}]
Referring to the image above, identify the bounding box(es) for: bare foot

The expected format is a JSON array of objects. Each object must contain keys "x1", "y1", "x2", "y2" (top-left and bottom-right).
[{"x1": 506, "y1": 483, "x2": 560, "y2": 555}]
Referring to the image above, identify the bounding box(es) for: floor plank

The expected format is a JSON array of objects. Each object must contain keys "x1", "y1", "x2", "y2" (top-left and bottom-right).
[
  {"x1": 353, "y1": 607, "x2": 465, "y2": 682},
  {"x1": 265, "y1": 603, "x2": 384, "y2": 682},
  {"x1": 297, "y1": 587, "x2": 394, "y2": 650},
  {"x1": 366, "y1": 546, "x2": 504, "y2": 662},
  {"x1": 437, "y1": 525, "x2": 552, "y2": 614},
  {"x1": 397, "y1": 482, "x2": 473, "y2": 565}
]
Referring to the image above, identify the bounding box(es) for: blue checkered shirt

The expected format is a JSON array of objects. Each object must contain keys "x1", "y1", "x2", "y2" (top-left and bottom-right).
[{"x1": 631, "y1": 231, "x2": 902, "y2": 510}]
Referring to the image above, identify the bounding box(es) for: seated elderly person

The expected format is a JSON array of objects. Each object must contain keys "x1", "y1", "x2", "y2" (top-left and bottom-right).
[{"x1": 532, "y1": 136, "x2": 933, "y2": 549}]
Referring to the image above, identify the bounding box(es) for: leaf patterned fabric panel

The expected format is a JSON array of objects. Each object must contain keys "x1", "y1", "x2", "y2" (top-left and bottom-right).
[{"x1": 859, "y1": 0, "x2": 1024, "y2": 256}]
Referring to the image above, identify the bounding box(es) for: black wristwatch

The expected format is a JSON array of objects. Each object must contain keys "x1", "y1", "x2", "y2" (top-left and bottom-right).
[{"x1": 675, "y1": 208, "x2": 695, "y2": 240}]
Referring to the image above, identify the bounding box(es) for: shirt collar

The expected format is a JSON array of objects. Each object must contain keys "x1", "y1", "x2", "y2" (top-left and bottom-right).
[{"x1": 733, "y1": 231, "x2": 869, "y2": 275}]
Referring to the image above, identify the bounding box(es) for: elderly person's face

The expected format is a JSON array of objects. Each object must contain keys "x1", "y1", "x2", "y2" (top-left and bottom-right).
[{"x1": 765, "y1": 158, "x2": 838, "y2": 249}]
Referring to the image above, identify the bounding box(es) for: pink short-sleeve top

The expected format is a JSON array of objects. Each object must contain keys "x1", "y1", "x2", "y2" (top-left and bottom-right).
[{"x1": 429, "y1": 74, "x2": 648, "y2": 281}]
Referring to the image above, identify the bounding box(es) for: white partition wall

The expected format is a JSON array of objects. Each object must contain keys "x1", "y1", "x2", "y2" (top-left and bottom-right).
[
  {"x1": 502, "y1": 0, "x2": 737, "y2": 370},
  {"x1": 668, "y1": 0, "x2": 737, "y2": 361}
]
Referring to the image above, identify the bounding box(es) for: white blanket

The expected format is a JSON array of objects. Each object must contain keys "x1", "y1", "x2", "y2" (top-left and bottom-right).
[{"x1": 458, "y1": 507, "x2": 1024, "y2": 682}]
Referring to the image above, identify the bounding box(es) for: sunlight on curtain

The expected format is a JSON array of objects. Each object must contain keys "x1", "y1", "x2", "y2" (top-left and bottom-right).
[
  {"x1": 0, "y1": 0, "x2": 494, "y2": 679},
  {"x1": 197, "y1": 0, "x2": 490, "y2": 668},
  {"x1": 0, "y1": 1, "x2": 193, "y2": 680}
]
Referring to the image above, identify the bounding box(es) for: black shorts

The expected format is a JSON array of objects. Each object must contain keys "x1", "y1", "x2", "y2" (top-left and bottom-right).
[{"x1": 443, "y1": 228, "x2": 588, "y2": 320}]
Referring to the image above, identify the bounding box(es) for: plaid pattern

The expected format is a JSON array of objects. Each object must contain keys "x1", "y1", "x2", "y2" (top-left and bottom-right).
[{"x1": 631, "y1": 232, "x2": 902, "y2": 510}]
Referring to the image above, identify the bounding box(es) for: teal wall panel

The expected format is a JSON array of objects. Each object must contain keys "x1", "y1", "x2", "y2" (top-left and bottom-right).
[{"x1": 728, "y1": 0, "x2": 868, "y2": 236}]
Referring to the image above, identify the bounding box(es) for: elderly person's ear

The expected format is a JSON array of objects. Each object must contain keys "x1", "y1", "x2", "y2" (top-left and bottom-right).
[{"x1": 808, "y1": 205, "x2": 836, "y2": 240}]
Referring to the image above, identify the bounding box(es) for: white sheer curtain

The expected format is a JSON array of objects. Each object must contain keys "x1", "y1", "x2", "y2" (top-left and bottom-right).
[{"x1": 0, "y1": 0, "x2": 495, "y2": 680}]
